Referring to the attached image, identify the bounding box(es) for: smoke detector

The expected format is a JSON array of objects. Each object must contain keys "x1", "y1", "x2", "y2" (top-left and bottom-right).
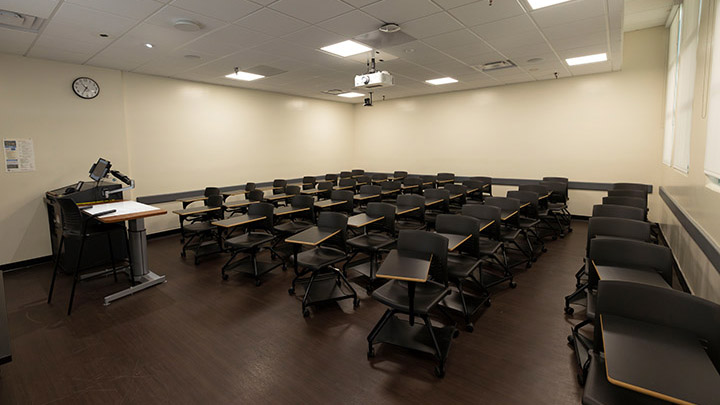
[
  {"x1": 173, "y1": 19, "x2": 202, "y2": 31},
  {"x1": 479, "y1": 60, "x2": 517, "y2": 72},
  {"x1": 379, "y1": 23, "x2": 401, "y2": 33}
]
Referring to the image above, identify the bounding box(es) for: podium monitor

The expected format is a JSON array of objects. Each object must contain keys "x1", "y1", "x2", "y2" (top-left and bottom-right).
[{"x1": 89, "y1": 158, "x2": 111, "y2": 182}]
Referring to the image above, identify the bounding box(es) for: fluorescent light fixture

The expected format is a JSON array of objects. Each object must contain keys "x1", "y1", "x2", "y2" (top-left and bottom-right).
[
  {"x1": 426, "y1": 77, "x2": 458, "y2": 85},
  {"x1": 321, "y1": 40, "x2": 372, "y2": 57},
  {"x1": 338, "y1": 92, "x2": 364, "y2": 98},
  {"x1": 145, "y1": 43, "x2": 153, "y2": 48},
  {"x1": 565, "y1": 53, "x2": 607, "y2": 66},
  {"x1": 527, "y1": 0, "x2": 571, "y2": 10},
  {"x1": 225, "y1": 71, "x2": 265, "y2": 81}
]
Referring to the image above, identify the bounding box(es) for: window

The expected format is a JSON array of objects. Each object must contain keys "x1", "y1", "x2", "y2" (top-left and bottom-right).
[
  {"x1": 706, "y1": 0, "x2": 720, "y2": 181},
  {"x1": 663, "y1": 10, "x2": 680, "y2": 166}
]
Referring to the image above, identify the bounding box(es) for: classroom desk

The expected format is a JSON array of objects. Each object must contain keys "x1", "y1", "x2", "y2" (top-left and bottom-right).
[
  {"x1": 285, "y1": 226, "x2": 341, "y2": 272},
  {"x1": 465, "y1": 187, "x2": 479, "y2": 194},
  {"x1": 448, "y1": 193, "x2": 464, "y2": 201},
  {"x1": 221, "y1": 189, "x2": 248, "y2": 199},
  {"x1": 173, "y1": 205, "x2": 222, "y2": 239},
  {"x1": 265, "y1": 193, "x2": 294, "y2": 202},
  {"x1": 519, "y1": 202, "x2": 530, "y2": 209},
  {"x1": 212, "y1": 214, "x2": 266, "y2": 230},
  {"x1": 353, "y1": 193, "x2": 380, "y2": 202},
  {"x1": 348, "y1": 213, "x2": 384, "y2": 228},
  {"x1": 332, "y1": 185, "x2": 354, "y2": 191},
  {"x1": 223, "y1": 200, "x2": 256, "y2": 210},
  {"x1": 377, "y1": 249, "x2": 433, "y2": 321},
  {"x1": 0, "y1": 272, "x2": 11, "y2": 366},
  {"x1": 84, "y1": 201, "x2": 167, "y2": 305},
  {"x1": 500, "y1": 210, "x2": 518, "y2": 221},
  {"x1": 478, "y1": 219, "x2": 495, "y2": 232},
  {"x1": 380, "y1": 189, "x2": 401, "y2": 196},
  {"x1": 435, "y1": 233, "x2": 472, "y2": 252},
  {"x1": 300, "y1": 187, "x2": 326, "y2": 195},
  {"x1": 177, "y1": 196, "x2": 207, "y2": 209},
  {"x1": 396, "y1": 205, "x2": 421, "y2": 215},
  {"x1": 436, "y1": 179, "x2": 454, "y2": 185},
  {"x1": 538, "y1": 192, "x2": 551, "y2": 200},
  {"x1": 425, "y1": 198, "x2": 443, "y2": 207},
  {"x1": 601, "y1": 314, "x2": 720, "y2": 404},
  {"x1": 274, "y1": 206, "x2": 310, "y2": 217},
  {"x1": 314, "y1": 199, "x2": 345, "y2": 209},
  {"x1": 594, "y1": 263, "x2": 671, "y2": 289},
  {"x1": 401, "y1": 184, "x2": 419, "y2": 191}
]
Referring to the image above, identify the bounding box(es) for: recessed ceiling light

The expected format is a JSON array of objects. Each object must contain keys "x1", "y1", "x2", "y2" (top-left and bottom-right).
[
  {"x1": 404, "y1": 48, "x2": 415, "y2": 53},
  {"x1": 565, "y1": 53, "x2": 607, "y2": 66},
  {"x1": 99, "y1": 33, "x2": 109, "y2": 38},
  {"x1": 225, "y1": 70, "x2": 265, "y2": 81},
  {"x1": 527, "y1": 0, "x2": 571, "y2": 10},
  {"x1": 145, "y1": 43, "x2": 153, "y2": 48},
  {"x1": 184, "y1": 54, "x2": 201, "y2": 60},
  {"x1": 174, "y1": 19, "x2": 202, "y2": 31},
  {"x1": 379, "y1": 23, "x2": 401, "y2": 33},
  {"x1": 526, "y1": 57, "x2": 544, "y2": 63},
  {"x1": 426, "y1": 77, "x2": 458, "y2": 85},
  {"x1": 338, "y1": 92, "x2": 364, "y2": 98},
  {"x1": 321, "y1": 40, "x2": 372, "y2": 57}
]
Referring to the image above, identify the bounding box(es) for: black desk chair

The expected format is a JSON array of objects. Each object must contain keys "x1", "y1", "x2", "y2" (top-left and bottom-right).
[
  {"x1": 462, "y1": 179, "x2": 484, "y2": 203},
  {"x1": 338, "y1": 178, "x2": 356, "y2": 192},
  {"x1": 437, "y1": 172, "x2": 455, "y2": 185},
  {"x1": 421, "y1": 175, "x2": 437, "y2": 190},
  {"x1": 221, "y1": 203, "x2": 283, "y2": 286},
  {"x1": 380, "y1": 181, "x2": 401, "y2": 202},
  {"x1": 182, "y1": 195, "x2": 224, "y2": 264},
  {"x1": 582, "y1": 280, "x2": 720, "y2": 404},
  {"x1": 339, "y1": 171, "x2": 352, "y2": 179},
  {"x1": 345, "y1": 202, "x2": 396, "y2": 293},
  {"x1": 443, "y1": 183, "x2": 467, "y2": 214},
  {"x1": 423, "y1": 188, "x2": 450, "y2": 230},
  {"x1": 247, "y1": 189, "x2": 265, "y2": 203},
  {"x1": 507, "y1": 190, "x2": 546, "y2": 260},
  {"x1": 564, "y1": 217, "x2": 652, "y2": 315},
  {"x1": 392, "y1": 171, "x2": 407, "y2": 181},
  {"x1": 329, "y1": 189, "x2": 354, "y2": 216},
  {"x1": 302, "y1": 176, "x2": 316, "y2": 190},
  {"x1": 461, "y1": 204, "x2": 515, "y2": 289},
  {"x1": 401, "y1": 176, "x2": 422, "y2": 194},
  {"x1": 470, "y1": 176, "x2": 492, "y2": 197},
  {"x1": 371, "y1": 173, "x2": 387, "y2": 184},
  {"x1": 484, "y1": 196, "x2": 533, "y2": 269},
  {"x1": 394, "y1": 194, "x2": 426, "y2": 231},
  {"x1": 48, "y1": 198, "x2": 131, "y2": 315},
  {"x1": 602, "y1": 196, "x2": 647, "y2": 217},
  {"x1": 324, "y1": 173, "x2": 338, "y2": 185},
  {"x1": 244, "y1": 182, "x2": 256, "y2": 193},
  {"x1": 182, "y1": 186, "x2": 222, "y2": 228},
  {"x1": 290, "y1": 212, "x2": 358, "y2": 317},
  {"x1": 272, "y1": 179, "x2": 287, "y2": 195},
  {"x1": 316, "y1": 180, "x2": 333, "y2": 200},
  {"x1": 519, "y1": 184, "x2": 561, "y2": 239},
  {"x1": 356, "y1": 175, "x2": 371, "y2": 187},
  {"x1": 282, "y1": 185, "x2": 300, "y2": 207},
  {"x1": 436, "y1": 214, "x2": 489, "y2": 332},
  {"x1": 351, "y1": 169, "x2": 365, "y2": 177},
  {"x1": 607, "y1": 189, "x2": 647, "y2": 205},
  {"x1": 273, "y1": 195, "x2": 316, "y2": 259},
  {"x1": 592, "y1": 204, "x2": 645, "y2": 221},
  {"x1": 367, "y1": 230, "x2": 456, "y2": 377},
  {"x1": 354, "y1": 185, "x2": 381, "y2": 215},
  {"x1": 539, "y1": 180, "x2": 572, "y2": 235},
  {"x1": 612, "y1": 182, "x2": 649, "y2": 192}
]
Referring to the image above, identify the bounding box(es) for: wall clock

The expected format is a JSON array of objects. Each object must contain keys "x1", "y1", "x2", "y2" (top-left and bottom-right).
[{"x1": 72, "y1": 77, "x2": 100, "y2": 99}]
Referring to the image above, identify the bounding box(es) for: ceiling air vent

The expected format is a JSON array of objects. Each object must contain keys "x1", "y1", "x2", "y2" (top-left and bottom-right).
[
  {"x1": 0, "y1": 9, "x2": 45, "y2": 32},
  {"x1": 480, "y1": 60, "x2": 517, "y2": 72}
]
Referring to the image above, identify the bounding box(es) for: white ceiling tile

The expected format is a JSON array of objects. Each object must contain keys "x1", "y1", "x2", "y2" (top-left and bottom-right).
[
  {"x1": 114, "y1": 22, "x2": 205, "y2": 50},
  {"x1": 531, "y1": 0, "x2": 605, "y2": 28},
  {"x1": 423, "y1": 59, "x2": 476, "y2": 76},
  {"x1": 567, "y1": 59, "x2": 611, "y2": 75},
  {"x1": 317, "y1": 10, "x2": 383, "y2": 37},
  {"x1": 361, "y1": 0, "x2": 441, "y2": 24},
  {"x1": 27, "y1": 44, "x2": 91, "y2": 63},
  {"x1": 133, "y1": 52, "x2": 211, "y2": 75},
  {"x1": 542, "y1": 15, "x2": 606, "y2": 40},
  {"x1": 269, "y1": 0, "x2": 353, "y2": 24},
  {"x1": 502, "y1": 42, "x2": 553, "y2": 59},
  {"x1": 432, "y1": 0, "x2": 476, "y2": 10},
  {"x1": 551, "y1": 32, "x2": 606, "y2": 52},
  {"x1": 342, "y1": 0, "x2": 381, "y2": 8},
  {"x1": 558, "y1": 43, "x2": 607, "y2": 60},
  {"x1": 172, "y1": 0, "x2": 261, "y2": 22},
  {"x1": 282, "y1": 26, "x2": 345, "y2": 49},
  {"x1": 181, "y1": 24, "x2": 273, "y2": 56},
  {"x1": 442, "y1": 42, "x2": 494, "y2": 59},
  {"x1": 235, "y1": 8, "x2": 308, "y2": 36},
  {"x1": 248, "y1": 0, "x2": 278, "y2": 5},
  {"x1": 0, "y1": 0, "x2": 59, "y2": 19},
  {"x1": 0, "y1": 26, "x2": 36, "y2": 54},
  {"x1": 624, "y1": 10, "x2": 668, "y2": 32},
  {"x1": 454, "y1": 50, "x2": 505, "y2": 66},
  {"x1": 448, "y1": 0, "x2": 524, "y2": 26},
  {"x1": 87, "y1": 53, "x2": 150, "y2": 71},
  {"x1": 144, "y1": 5, "x2": 226, "y2": 32},
  {"x1": 470, "y1": 14, "x2": 537, "y2": 39},
  {"x1": 400, "y1": 12, "x2": 463, "y2": 39},
  {"x1": 41, "y1": 2, "x2": 137, "y2": 38},
  {"x1": 422, "y1": 29, "x2": 480, "y2": 49},
  {"x1": 483, "y1": 30, "x2": 546, "y2": 50},
  {"x1": 65, "y1": 0, "x2": 164, "y2": 20}
]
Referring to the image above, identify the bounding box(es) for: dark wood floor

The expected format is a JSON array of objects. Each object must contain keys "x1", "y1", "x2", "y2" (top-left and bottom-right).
[{"x1": 0, "y1": 221, "x2": 587, "y2": 404}]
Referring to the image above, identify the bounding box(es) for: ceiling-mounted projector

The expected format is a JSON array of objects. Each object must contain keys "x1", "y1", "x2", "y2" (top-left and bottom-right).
[{"x1": 354, "y1": 71, "x2": 394, "y2": 89}]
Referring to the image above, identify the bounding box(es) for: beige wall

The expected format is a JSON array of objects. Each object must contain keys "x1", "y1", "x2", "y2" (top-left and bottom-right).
[
  {"x1": 353, "y1": 27, "x2": 668, "y2": 217},
  {"x1": 658, "y1": 0, "x2": 720, "y2": 303}
]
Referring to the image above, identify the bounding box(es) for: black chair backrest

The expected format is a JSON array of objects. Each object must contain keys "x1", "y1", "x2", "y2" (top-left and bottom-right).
[
  {"x1": 602, "y1": 196, "x2": 646, "y2": 211},
  {"x1": 359, "y1": 185, "x2": 381, "y2": 195},
  {"x1": 206, "y1": 195, "x2": 225, "y2": 220},
  {"x1": 351, "y1": 169, "x2": 365, "y2": 176},
  {"x1": 204, "y1": 187, "x2": 221, "y2": 197},
  {"x1": 290, "y1": 195, "x2": 315, "y2": 222},
  {"x1": 484, "y1": 196, "x2": 520, "y2": 212},
  {"x1": 366, "y1": 202, "x2": 396, "y2": 234},
  {"x1": 245, "y1": 182, "x2": 256, "y2": 191},
  {"x1": 371, "y1": 173, "x2": 387, "y2": 182},
  {"x1": 586, "y1": 217, "x2": 651, "y2": 253},
  {"x1": 461, "y1": 204, "x2": 501, "y2": 239},
  {"x1": 331, "y1": 190, "x2": 354, "y2": 214},
  {"x1": 393, "y1": 171, "x2": 407, "y2": 180},
  {"x1": 539, "y1": 181, "x2": 567, "y2": 203},
  {"x1": 285, "y1": 185, "x2": 300, "y2": 196},
  {"x1": 381, "y1": 181, "x2": 401, "y2": 193},
  {"x1": 317, "y1": 181, "x2": 333, "y2": 190},
  {"x1": 317, "y1": 211, "x2": 348, "y2": 251},
  {"x1": 607, "y1": 189, "x2": 648, "y2": 206},
  {"x1": 356, "y1": 175, "x2": 371, "y2": 185},
  {"x1": 325, "y1": 173, "x2": 338, "y2": 184},
  {"x1": 443, "y1": 184, "x2": 467, "y2": 204},
  {"x1": 397, "y1": 230, "x2": 448, "y2": 286},
  {"x1": 592, "y1": 204, "x2": 645, "y2": 221},
  {"x1": 437, "y1": 172, "x2": 455, "y2": 182},
  {"x1": 403, "y1": 176, "x2": 422, "y2": 193},
  {"x1": 247, "y1": 202, "x2": 274, "y2": 231},
  {"x1": 57, "y1": 197, "x2": 84, "y2": 235},
  {"x1": 272, "y1": 179, "x2": 287, "y2": 194},
  {"x1": 339, "y1": 171, "x2": 352, "y2": 179},
  {"x1": 423, "y1": 188, "x2": 450, "y2": 211},
  {"x1": 589, "y1": 238, "x2": 672, "y2": 285},
  {"x1": 436, "y1": 214, "x2": 480, "y2": 257},
  {"x1": 396, "y1": 194, "x2": 426, "y2": 217},
  {"x1": 518, "y1": 184, "x2": 550, "y2": 196},
  {"x1": 339, "y1": 178, "x2": 356, "y2": 188},
  {"x1": 543, "y1": 176, "x2": 568, "y2": 184},
  {"x1": 302, "y1": 176, "x2": 316, "y2": 185},
  {"x1": 507, "y1": 190, "x2": 539, "y2": 216},
  {"x1": 613, "y1": 183, "x2": 650, "y2": 192},
  {"x1": 421, "y1": 175, "x2": 437, "y2": 187},
  {"x1": 247, "y1": 189, "x2": 265, "y2": 202},
  {"x1": 594, "y1": 281, "x2": 720, "y2": 365},
  {"x1": 470, "y1": 176, "x2": 492, "y2": 194}
]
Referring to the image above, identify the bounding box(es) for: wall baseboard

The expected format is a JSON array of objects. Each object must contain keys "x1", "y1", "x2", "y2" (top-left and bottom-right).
[{"x1": 0, "y1": 255, "x2": 52, "y2": 272}]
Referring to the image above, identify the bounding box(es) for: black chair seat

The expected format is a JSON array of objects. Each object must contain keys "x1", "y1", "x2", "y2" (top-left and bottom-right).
[
  {"x1": 296, "y1": 246, "x2": 346, "y2": 269},
  {"x1": 446, "y1": 254, "x2": 481, "y2": 279},
  {"x1": 274, "y1": 220, "x2": 313, "y2": 234},
  {"x1": 547, "y1": 202, "x2": 567, "y2": 211},
  {"x1": 184, "y1": 222, "x2": 214, "y2": 233},
  {"x1": 372, "y1": 279, "x2": 450, "y2": 315},
  {"x1": 519, "y1": 218, "x2": 540, "y2": 228},
  {"x1": 582, "y1": 351, "x2": 664, "y2": 405},
  {"x1": 396, "y1": 219, "x2": 425, "y2": 231},
  {"x1": 500, "y1": 228, "x2": 521, "y2": 241},
  {"x1": 347, "y1": 233, "x2": 394, "y2": 251},
  {"x1": 478, "y1": 238, "x2": 502, "y2": 255},
  {"x1": 225, "y1": 232, "x2": 274, "y2": 249}
]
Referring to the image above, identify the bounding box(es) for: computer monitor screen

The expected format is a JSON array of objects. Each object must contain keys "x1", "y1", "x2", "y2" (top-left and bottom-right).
[{"x1": 89, "y1": 158, "x2": 111, "y2": 181}]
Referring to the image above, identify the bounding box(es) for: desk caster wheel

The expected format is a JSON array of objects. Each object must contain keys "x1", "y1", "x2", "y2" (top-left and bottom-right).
[
  {"x1": 255, "y1": 279, "x2": 261, "y2": 287},
  {"x1": 303, "y1": 309, "x2": 310, "y2": 318},
  {"x1": 526, "y1": 262, "x2": 532, "y2": 269},
  {"x1": 222, "y1": 274, "x2": 228, "y2": 281},
  {"x1": 180, "y1": 251, "x2": 186, "y2": 258},
  {"x1": 564, "y1": 306, "x2": 574, "y2": 315},
  {"x1": 465, "y1": 323, "x2": 474, "y2": 332},
  {"x1": 542, "y1": 247, "x2": 548, "y2": 253},
  {"x1": 367, "y1": 348, "x2": 375, "y2": 359},
  {"x1": 452, "y1": 329, "x2": 460, "y2": 339},
  {"x1": 288, "y1": 288, "x2": 295, "y2": 295},
  {"x1": 567, "y1": 335, "x2": 575, "y2": 344},
  {"x1": 568, "y1": 227, "x2": 573, "y2": 232},
  {"x1": 353, "y1": 299, "x2": 360, "y2": 309},
  {"x1": 434, "y1": 366, "x2": 445, "y2": 378},
  {"x1": 484, "y1": 298, "x2": 492, "y2": 307},
  {"x1": 509, "y1": 281, "x2": 517, "y2": 288},
  {"x1": 532, "y1": 257, "x2": 538, "y2": 262},
  {"x1": 365, "y1": 286, "x2": 374, "y2": 295}
]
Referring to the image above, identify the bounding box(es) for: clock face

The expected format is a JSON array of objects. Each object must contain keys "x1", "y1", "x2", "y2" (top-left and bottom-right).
[{"x1": 72, "y1": 77, "x2": 99, "y2": 99}]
